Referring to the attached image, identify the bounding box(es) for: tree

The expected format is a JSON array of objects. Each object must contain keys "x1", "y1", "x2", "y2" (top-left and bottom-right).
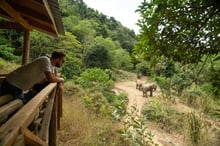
[
  {"x1": 135, "y1": 0, "x2": 220, "y2": 64},
  {"x1": 84, "y1": 45, "x2": 111, "y2": 69}
]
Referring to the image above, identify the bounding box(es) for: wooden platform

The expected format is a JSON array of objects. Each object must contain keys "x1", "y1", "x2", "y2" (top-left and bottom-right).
[{"x1": 0, "y1": 83, "x2": 62, "y2": 146}]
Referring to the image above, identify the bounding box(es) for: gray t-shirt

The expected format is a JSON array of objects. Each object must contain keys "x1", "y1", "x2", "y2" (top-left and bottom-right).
[{"x1": 6, "y1": 56, "x2": 52, "y2": 91}]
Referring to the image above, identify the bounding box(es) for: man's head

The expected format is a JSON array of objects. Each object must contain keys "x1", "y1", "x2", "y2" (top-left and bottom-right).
[{"x1": 51, "y1": 50, "x2": 66, "y2": 67}]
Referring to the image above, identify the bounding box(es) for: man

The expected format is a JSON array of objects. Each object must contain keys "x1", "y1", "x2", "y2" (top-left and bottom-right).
[{"x1": 0, "y1": 50, "x2": 65, "y2": 103}]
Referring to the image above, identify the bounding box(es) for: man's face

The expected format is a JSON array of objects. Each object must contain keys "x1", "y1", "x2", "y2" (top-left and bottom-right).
[{"x1": 55, "y1": 57, "x2": 65, "y2": 67}]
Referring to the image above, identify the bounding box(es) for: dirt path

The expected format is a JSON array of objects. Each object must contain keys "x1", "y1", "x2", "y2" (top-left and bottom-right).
[
  {"x1": 114, "y1": 77, "x2": 160, "y2": 114},
  {"x1": 114, "y1": 76, "x2": 185, "y2": 146}
]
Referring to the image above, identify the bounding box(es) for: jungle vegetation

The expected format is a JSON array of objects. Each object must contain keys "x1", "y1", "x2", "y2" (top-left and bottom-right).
[{"x1": 0, "y1": 0, "x2": 220, "y2": 145}]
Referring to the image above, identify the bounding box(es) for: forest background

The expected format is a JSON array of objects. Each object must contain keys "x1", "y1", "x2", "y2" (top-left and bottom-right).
[{"x1": 0, "y1": 0, "x2": 220, "y2": 145}]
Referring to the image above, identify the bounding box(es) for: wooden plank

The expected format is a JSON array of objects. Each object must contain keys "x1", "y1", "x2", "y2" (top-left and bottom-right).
[
  {"x1": 49, "y1": 90, "x2": 57, "y2": 146},
  {"x1": 0, "y1": 0, "x2": 32, "y2": 30},
  {"x1": 39, "y1": 89, "x2": 56, "y2": 143},
  {"x1": 57, "y1": 88, "x2": 62, "y2": 130},
  {"x1": 0, "y1": 99, "x2": 23, "y2": 125},
  {"x1": 0, "y1": 83, "x2": 57, "y2": 146},
  {"x1": 58, "y1": 88, "x2": 63, "y2": 117},
  {"x1": 12, "y1": 134, "x2": 25, "y2": 146},
  {"x1": 0, "y1": 94, "x2": 13, "y2": 106},
  {"x1": 24, "y1": 129, "x2": 48, "y2": 146}
]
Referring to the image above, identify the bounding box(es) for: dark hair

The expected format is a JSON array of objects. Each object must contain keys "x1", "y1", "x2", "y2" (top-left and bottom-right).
[{"x1": 51, "y1": 50, "x2": 66, "y2": 59}]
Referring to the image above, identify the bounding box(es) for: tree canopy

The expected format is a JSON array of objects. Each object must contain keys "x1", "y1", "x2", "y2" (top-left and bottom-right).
[{"x1": 134, "y1": 0, "x2": 220, "y2": 64}]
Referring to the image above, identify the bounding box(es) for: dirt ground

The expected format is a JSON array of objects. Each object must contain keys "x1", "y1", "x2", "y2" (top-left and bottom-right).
[{"x1": 114, "y1": 75, "x2": 186, "y2": 146}]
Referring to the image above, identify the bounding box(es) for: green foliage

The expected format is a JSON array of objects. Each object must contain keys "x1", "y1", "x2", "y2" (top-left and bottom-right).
[
  {"x1": 83, "y1": 92, "x2": 110, "y2": 116},
  {"x1": 63, "y1": 80, "x2": 83, "y2": 96},
  {"x1": 104, "y1": 92, "x2": 128, "y2": 121},
  {"x1": 118, "y1": 106, "x2": 157, "y2": 146},
  {"x1": 181, "y1": 88, "x2": 219, "y2": 115},
  {"x1": 142, "y1": 98, "x2": 185, "y2": 132},
  {"x1": 0, "y1": 45, "x2": 19, "y2": 61},
  {"x1": 136, "y1": 62, "x2": 151, "y2": 76},
  {"x1": 0, "y1": 29, "x2": 22, "y2": 55},
  {"x1": 77, "y1": 68, "x2": 114, "y2": 90},
  {"x1": 111, "y1": 49, "x2": 133, "y2": 70},
  {"x1": 61, "y1": 53, "x2": 83, "y2": 79},
  {"x1": 208, "y1": 67, "x2": 220, "y2": 97},
  {"x1": 153, "y1": 57, "x2": 176, "y2": 78},
  {"x1": 171, "y1": 72, "x2": 192, "y2": 95},
  {"x1": 142, "y1": 98, "x2": 167, "y2": 122},
  {"x1": 186, "y1": 112, "x2": 214, "y2": 146},
  {"x1": 155, "y1": 76, "x2": 172, "y2": 98},
  {"x1": 30, "y1": 31, "x2": 53, "y2": 59},
  {"x1": 187, "y1": 112, "x2": 202, "y2": 145},
  {"x1": 135, "y1": 0, "x2": 220, "y2": 64},
  {"x1": 84, "y1": 45, "x2": 111, "y2": 69},
  {"x1": 82, "y1": 89, "x2": 128, "y2": 119},
  {"x1": 59, "y1": 0, "x2": 137, "y2": 65}
]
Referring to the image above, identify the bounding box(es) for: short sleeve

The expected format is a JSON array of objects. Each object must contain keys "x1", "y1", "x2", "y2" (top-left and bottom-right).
[{"x1": 40, "y1": 57, "x2": 52, "y2": 72}]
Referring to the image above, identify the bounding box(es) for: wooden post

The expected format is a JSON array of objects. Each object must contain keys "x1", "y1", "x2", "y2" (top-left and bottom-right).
[
  {"x1": 49, "y1": 88, "x2": 57, "y2": 146},
  {"x1": 57, "y1": 87, "x2": 63, "y2": 130},
  {"x1": 22, "y1": 29, "x2": 30, "y2": 65},
  {"x1": 39, "y1": 89, "x2": 56, "y2": 143}
]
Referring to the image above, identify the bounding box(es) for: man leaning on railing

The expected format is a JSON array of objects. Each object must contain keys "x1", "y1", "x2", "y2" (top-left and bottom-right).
[{"x1": 0, "y1": 50, "x2": 66, "y2": 104}]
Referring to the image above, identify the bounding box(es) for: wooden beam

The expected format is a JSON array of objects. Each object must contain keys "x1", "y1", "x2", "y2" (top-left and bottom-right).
[
  {"x1": 22, "y1": 29, "x2": 30, "y2": 64},
  {"x1": 0, "y1": 99, "x2": 23, "y2": 125},
  {"x1": 39, "y1": 90, "x2": 56, "y2": 143},
  {"x1": 0, "y1": 83, "x2": 57, "y2": 146},
  {"x1": 24, "y1": 129, "x2": 48, "y2": 146},
  {"x1": 12, "y1": 134, "x2": 25, "y2": 146},
  {"x1": 0, "y1": 21, "x2": 23, "y2": 29},
  {"x1": 0, "y1": 0, "x2": 32, "y2": 30},
  {"x1": 0, "y1": 94, "x2": 13, "y2": 106},
  {"x1": 42, "y1": 0, "x2": 58, "y2": 35}
]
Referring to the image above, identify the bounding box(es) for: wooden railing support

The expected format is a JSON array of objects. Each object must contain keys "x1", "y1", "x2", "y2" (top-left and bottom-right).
[
  {"x1": 0, "y1": 83, "x2": 57, "y2": 146},
  {"x1": 49, "y1": 89, "x2": 57, "y2": 146},
  {"x1": 39, "y1": 89, "x2": 56, "y2": 143},
  {"x1": 24, "y1": 129, "x2": 47, "y2": 146}
]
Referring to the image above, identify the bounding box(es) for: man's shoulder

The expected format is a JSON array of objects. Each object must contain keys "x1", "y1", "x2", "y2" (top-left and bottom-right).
[{"x1": 34, "y1": 56, "x2": 50, "y2": 62}]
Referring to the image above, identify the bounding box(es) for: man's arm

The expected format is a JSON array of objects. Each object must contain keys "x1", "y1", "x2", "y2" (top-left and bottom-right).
[{"x1": 44, "y1": 71, "x2": 64, "y2": 83}]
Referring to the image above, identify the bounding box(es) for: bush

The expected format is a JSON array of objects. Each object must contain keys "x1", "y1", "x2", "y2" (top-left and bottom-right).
[
  {"x1": 136, "y1": 62, "x2": 151, "y2": 76},
  {"x1": 104, "y1": 92, "x2": 128, "y2": 120},
  {"x1": 142, "y1": 98, "x2": 185, "y2": 132},
  {"x1": 0, "y1": 45, "x2": 19, "y2": 61},
  {"x1": 61, "y1": 53, "x2": 84, "y2": 79},
  {"x1": 77, "y1": 68, "x2": 114, "y2": 91},
  {"x1": 118, "y1": 106, "x2": 156, "y2": 146}
]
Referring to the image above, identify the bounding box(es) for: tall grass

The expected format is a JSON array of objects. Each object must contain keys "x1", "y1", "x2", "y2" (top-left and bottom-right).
[
  {"x1": 57, "y1": 94, "x2": 123, "y2": 146},
  {"x1": 186, "y1": 112, "x2": 216, "y2": 146},
  {"x1": 0, "y1": 58, "x2": 19, "y2": 73}
]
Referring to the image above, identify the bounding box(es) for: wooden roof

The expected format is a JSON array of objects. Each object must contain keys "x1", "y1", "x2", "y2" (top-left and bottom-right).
[{"x1": 0, "y1": 0, "x2": 64, "y2": 37}]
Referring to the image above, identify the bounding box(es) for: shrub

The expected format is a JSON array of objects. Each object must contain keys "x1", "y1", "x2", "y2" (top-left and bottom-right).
[
  {"x1": 142, "y1": 98, "x2": 185, "y2": 132},
  {"x1": 117, "y1": 106, "x2": 157, "y2": 146},
  {"x1": 0, "y1": 45, "x2": 19, "y2": 61},
  {"x1": 77, "y1": 68, "x2": 114, "y2": 91},
  {"x1": 136, "y1": 62, "x2": 151, "y2": 76}
]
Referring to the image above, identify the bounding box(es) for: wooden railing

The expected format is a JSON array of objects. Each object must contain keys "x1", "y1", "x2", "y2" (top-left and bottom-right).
[{"x1": 0, "y1": 78, "x2": 62, "y2": 146}]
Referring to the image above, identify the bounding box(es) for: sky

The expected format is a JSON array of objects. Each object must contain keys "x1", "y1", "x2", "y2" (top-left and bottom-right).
[{"x1": 83, "y1": 0, "x2": 143, "y2": 34}]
